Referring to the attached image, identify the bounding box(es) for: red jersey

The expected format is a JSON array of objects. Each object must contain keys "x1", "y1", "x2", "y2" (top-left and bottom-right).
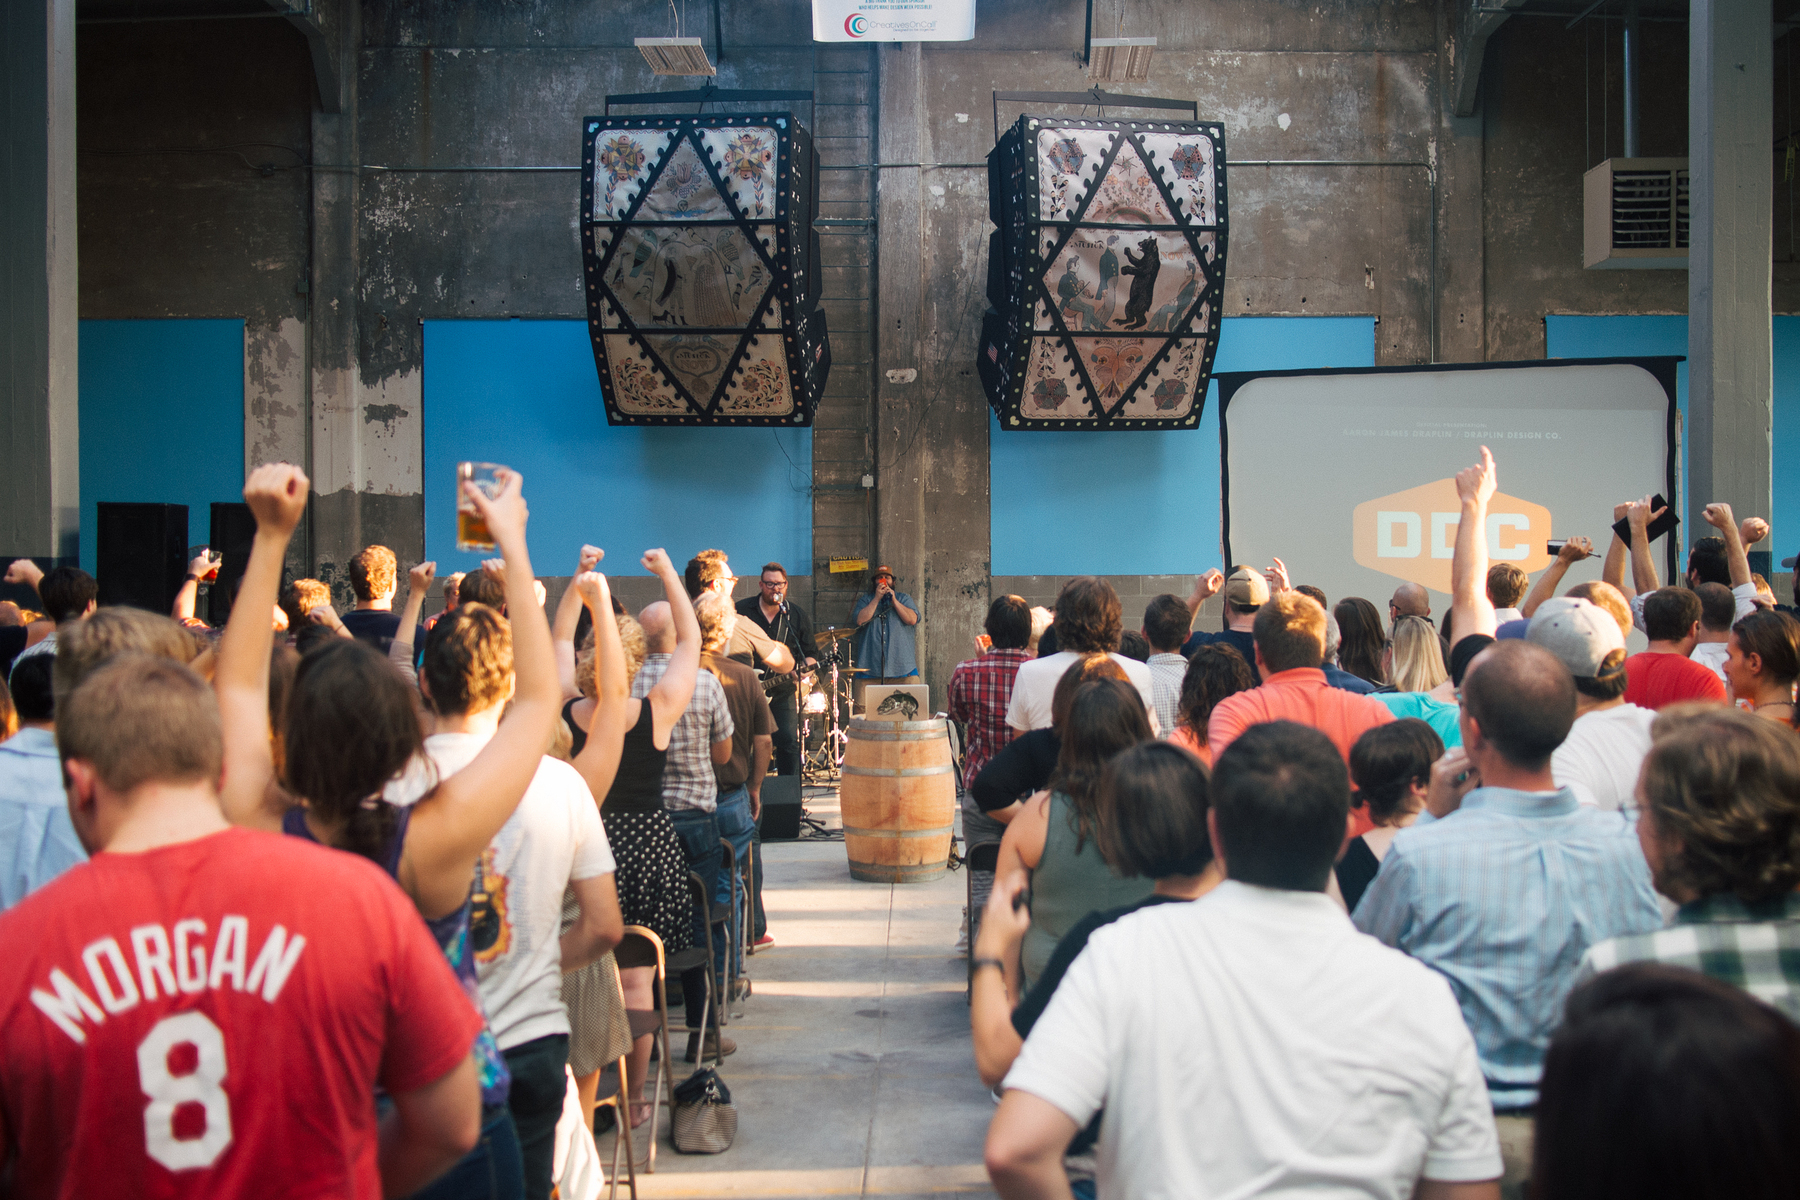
[
  {"x1": 1624, "y1": 651, "x2": 1729, "y2": 711},
  {"x1": 0, "y1": 826, "x2": 482, "y2": 1199}
]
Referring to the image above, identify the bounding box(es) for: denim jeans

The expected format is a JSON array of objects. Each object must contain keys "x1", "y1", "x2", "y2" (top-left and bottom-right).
[
  {"x1": 501, "y1": 1034, "x2": 569, "y2": 1200},
  {"x1": 406, "y1": 1105, "x2": 524, "y2": 1200},
  {"x1": 667, "y1": 807, "x2": 722, "y2": 1029},
  {"x1": 714, "y1": 785, "x2": 756, "y2": 979}
]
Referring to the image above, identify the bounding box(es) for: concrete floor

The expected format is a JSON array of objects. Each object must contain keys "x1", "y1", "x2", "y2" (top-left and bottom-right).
[{"x1": 616, "y1": 789, "x2": 998, "y2": 1199}]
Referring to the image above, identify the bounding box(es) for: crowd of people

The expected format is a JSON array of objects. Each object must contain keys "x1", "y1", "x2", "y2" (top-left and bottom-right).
[
  {"x1": 7, "y1": 441, "x2": 1800, "y2": 1198},
  {"x1": 955, "y1": 446, "x2": 1800, "y2": 1199},
  {"x1": 0, "y1": 464, "x2": 852, "y2": 1199}
]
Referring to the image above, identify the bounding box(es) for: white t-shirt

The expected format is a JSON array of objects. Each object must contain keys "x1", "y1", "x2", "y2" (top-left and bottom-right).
[
  {"x1": 1552, "y1": 703, "x2": 1656, "y2": 812},
  {"x1": 1004, "y1": 650, "x2": 1161, "y2": 735},
  {"x1": 424, "y1": 732, "x2": 616, "y2": 1051},
  {"x1": 1006, "y1": 881, "x2": 1501, "y2": 1197},
  {"x1": 1691, "y1": 640, "x2": 1729, "y2": 683}
]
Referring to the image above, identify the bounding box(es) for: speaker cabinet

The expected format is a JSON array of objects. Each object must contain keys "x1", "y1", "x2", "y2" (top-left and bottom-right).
[
  {"x1": 580, "y1": 111, "x2": 830, "y2": 426},
  {"x1": 980, "y1": 113, "x2": 1228, "y2": 430},
  {"x1": 97, "y1": 503, "x2": 189, "y2": 614},
  {"x1": 206, "y1": 502, "x2": 257, "y2": 627},
  {"x1": 759, "y1": 774, "x2": 803, "y2": 841}
]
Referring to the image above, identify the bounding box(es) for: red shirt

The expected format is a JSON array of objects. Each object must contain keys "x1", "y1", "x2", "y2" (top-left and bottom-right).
[
  {"x1": 1206, "y1": 668, "x2": 1396, "y2": 836},
  {"x1": 947, "y1": 648, "x2": 1034, "y2": 789},
  {"x1": 0, "y1": 826, "x2": 482, "y2": 1199},
  {"x1": 1624, "y1": 651, "x2": 1728, "y2": 711}
]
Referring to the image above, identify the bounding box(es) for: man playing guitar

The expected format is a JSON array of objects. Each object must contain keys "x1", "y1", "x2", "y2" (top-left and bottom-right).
[{"x1": 735, "y1": 563, "x2": 817, "y2": 778}]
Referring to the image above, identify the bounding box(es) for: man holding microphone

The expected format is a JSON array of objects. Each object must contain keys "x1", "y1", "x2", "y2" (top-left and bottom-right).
[{"x1": 852, "y1": 566, "x2": 921, "y2": 705}]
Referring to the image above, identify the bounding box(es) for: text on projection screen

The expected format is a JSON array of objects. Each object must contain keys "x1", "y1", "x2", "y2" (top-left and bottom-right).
[{"x1": 1223, "y1": 363, "x2": 1668, "y2": 606}]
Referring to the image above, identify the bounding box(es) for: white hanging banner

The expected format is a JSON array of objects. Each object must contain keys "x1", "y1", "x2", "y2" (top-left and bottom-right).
[{"x1": 812, "y1": 0, "x2": 976, "y2": 41}]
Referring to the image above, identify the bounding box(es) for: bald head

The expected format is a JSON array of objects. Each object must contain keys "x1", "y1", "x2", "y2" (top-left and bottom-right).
[
  {"x1": 639, "y1": 601, "x2": 675, "y2": 653},
  {"x1": 1390, "y1": 583, "x2": 1431, "y2": 620},
  {"x1": 1461, "y1": 640, "x2": 1576, "y2": 769}
]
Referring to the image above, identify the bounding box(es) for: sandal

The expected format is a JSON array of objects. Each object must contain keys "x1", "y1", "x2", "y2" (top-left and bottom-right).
[{"x1": 629, "y1": 1100, "x2": 654, "y2": 1129}]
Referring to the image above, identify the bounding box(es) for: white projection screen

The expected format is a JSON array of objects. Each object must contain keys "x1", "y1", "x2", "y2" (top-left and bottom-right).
[{"x1": 1218, "y1": 359, "x2": 1679, "y2": 613}]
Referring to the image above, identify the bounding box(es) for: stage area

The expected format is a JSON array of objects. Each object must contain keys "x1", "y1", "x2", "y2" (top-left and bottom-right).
[{"x1": 629, "y1": 789, "x2": 996, "y2": 1199}]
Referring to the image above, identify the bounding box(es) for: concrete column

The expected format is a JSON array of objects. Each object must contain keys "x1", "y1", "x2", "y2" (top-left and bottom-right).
[
  {"x1": 1436, "y1": 3, "x2": 1487, "y2": 363},
  {"x1": 1, "y1": 0, "x2": 78, "y2": 563},
  {"x1": 875, "y1": 42, "x2": 928, "y2": 668},
  {"x1": 304, "y1": 0, "x2": 423, "y2": 596},
  {"x1": 873, "y1": 41, "x2": 991, "y2": 698},
  {"x1": 1687, "y1": 0, "x2": 1773, "y2": 528}
]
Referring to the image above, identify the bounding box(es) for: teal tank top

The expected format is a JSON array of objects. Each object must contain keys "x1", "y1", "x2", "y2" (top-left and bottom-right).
[{"x1": 1021, "y1": 791, "x2": 1155, "y2": 987}]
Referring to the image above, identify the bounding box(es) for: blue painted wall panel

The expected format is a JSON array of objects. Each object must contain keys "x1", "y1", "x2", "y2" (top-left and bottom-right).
[
  {"x1": 77, "y1": 319, "x2": 245, "y2": 572},
  {"x1": 989, "y1": 316, "x2": 1377, "y2": 576},
  {"x1": 1545, "y1": 314, "x2": 1799, "y2": 566},
  {"x1": 422, "y1": 320, "x2": 811, "y2": 575}
]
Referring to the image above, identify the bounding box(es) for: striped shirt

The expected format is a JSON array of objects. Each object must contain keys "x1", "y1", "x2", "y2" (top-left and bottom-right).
[
  {"x1": 1353, "y1": 786, "x2": 1662, "y2": 1109},
  {"x1": 1576, "y1": 893, "x2": 1800, "y2": 1021}
]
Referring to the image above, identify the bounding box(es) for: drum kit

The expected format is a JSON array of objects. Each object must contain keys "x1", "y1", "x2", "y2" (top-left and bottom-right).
[{"x1": 800, "y1": 625, "x2": 864, "y2": 784}]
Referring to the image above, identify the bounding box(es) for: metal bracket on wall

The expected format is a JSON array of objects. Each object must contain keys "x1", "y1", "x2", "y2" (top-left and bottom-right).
[
  {"x1": 604, "y1": 85, "x2": 815, "y2": 135},
  {"x1": 990, "y1": 89, "x2": 1198, "y2": 145}
]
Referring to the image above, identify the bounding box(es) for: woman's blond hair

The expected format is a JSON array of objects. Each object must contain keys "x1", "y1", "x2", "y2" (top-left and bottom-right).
[
  {"x1": 1390, "y1": 614, "x2": 1447, "y2": 694},
  {"x1": 574, "y1": 612, "x2": 647, "y2": 701}
]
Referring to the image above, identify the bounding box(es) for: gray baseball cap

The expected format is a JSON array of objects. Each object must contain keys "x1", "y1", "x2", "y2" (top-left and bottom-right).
[{"x1": 1525, "y1": 596, "x2": 1625, "y2": 678}]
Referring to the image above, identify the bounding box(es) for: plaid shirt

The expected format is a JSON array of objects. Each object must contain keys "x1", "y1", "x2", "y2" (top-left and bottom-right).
[
  {"x1": 1146, "y1": 651, "x2": 1188, "y2": 736},
  {"x1": 947, "y1": 649, "x2": 1033, "y2": 789},
  {"x1": 1576, "y1": 892, "x2": 1800, "y2": 1022},
  {"x1": 632, "y1": 653, "x2": 733, "y2": 814}
]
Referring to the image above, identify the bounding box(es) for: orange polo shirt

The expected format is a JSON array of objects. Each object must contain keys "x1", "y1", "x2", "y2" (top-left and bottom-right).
[{"x1": 1206, "y1": 667, "x2": 1396, "y2": 836}]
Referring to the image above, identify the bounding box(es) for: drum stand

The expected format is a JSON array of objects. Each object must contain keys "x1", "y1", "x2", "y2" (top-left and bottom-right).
[{"x1": 801, "y1": 647, "x2": 856, "y2": 786}]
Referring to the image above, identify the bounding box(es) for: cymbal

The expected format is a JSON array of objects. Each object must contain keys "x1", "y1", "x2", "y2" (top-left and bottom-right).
[{"x1": 815, "y1": 626, "x2": 856, "y2": 646}]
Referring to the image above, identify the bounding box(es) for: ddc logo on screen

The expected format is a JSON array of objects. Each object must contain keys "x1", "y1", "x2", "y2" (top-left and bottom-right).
[{"x1": 1352, "y1": 477, "x2": 1553, "y2": 594}]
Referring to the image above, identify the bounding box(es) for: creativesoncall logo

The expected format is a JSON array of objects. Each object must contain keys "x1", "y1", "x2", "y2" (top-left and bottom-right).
[
  {"x1": 1353, "y1": 477, "x2": 1554, "y2": 594},
  {"x1": 844, "y1": 13, "x2": 868, "y2": 35}
]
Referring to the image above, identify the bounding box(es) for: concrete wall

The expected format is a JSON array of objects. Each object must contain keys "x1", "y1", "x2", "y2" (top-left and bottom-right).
[{"x1": 66, "y1": 1, "x2": 1789, "y2": 693}]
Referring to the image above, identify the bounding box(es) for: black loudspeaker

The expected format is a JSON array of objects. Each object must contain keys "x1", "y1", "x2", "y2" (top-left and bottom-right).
[
  {"x1": 206, "y1": 502, "x2": 257, "y2": 626},
  {"x1": 97, "y1": 503, "x2": 189, "y2": 614},
  {"x1": 759, "y1": 774, "x2": 803, "y2": 841}
]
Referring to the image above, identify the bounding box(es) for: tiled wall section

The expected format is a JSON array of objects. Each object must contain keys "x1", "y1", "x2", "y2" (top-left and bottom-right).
[
  {"x1": 425, "y1": 571, "x2": 1800, "y2": 638},
  {"x1": 992, "y1": 573, "x2": 1800, "y2": 637},
  {"x1": 990, "y1": 576, "x2": 1231, "y2": 637}
]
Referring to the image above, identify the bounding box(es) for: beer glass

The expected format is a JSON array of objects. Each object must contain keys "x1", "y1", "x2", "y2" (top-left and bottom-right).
[{"x1": 455, "y1": 461, "x2": 505, "y2": 552}]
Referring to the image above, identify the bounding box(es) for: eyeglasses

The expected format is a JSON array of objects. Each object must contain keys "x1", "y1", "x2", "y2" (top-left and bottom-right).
[{"x1": 761, "y1": 578, "x2": 786, "y2": 589}]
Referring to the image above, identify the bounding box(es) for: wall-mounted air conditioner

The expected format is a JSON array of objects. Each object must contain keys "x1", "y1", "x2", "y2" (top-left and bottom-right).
[{"x1": 1583, "y1": 157, "x2": 1689, "y2": 269}]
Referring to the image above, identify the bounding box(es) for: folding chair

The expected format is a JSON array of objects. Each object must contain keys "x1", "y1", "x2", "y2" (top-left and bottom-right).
[
  {"x1": 589, "y1": 1056, "x2": 638, "y2": 1199},
  {"x1": 718, "y1": 837, "x2": 754, "y2": 1005},
  {"x1": 965, "y1": 840, "x2": 1003, "y2": 1001},
  {"x1": 686, "y1": 871, "x2": 728, "y2": 1048},
  {"x1": 742, "y1": 836, "x2": 765, "y2": 958},
  {"x1": 613, "y1": 925, "x2": 708, "y2": 1174}
]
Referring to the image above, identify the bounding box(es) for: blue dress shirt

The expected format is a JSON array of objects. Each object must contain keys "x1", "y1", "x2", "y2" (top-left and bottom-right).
[
  {"x1": 852, "y1": 590, "x2": 920, "y2": 679},
  {"x1": 1352, "y1": 785, "x2": 1661, "y2": 1108},
  {"x1": 0, "y1": 727, "x2": 87, "y2": 910}
]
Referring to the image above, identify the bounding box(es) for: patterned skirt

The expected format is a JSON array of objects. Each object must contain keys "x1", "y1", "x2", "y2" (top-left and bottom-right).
[
  {"x1": 560, "y1": 891, "x2": 634, "y2": 1078},
  {"x1": 602, "y1": 808, "x2": 695, "y2": 956}
]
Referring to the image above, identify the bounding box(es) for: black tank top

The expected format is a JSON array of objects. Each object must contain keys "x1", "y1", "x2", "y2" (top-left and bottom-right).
[{"x1": 565, "y1": 697, "x2": 668, "y2": 813}]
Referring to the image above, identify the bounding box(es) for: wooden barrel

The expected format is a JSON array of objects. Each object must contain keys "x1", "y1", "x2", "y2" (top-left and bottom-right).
[{"x1": 839, "y1": 717, "x2": 957, "y2": 883}]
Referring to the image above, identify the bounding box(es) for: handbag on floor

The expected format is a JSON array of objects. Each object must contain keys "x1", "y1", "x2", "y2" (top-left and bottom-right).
[{"x1": 671, "y1": 1066, "x2": 737, "y2": 1153}]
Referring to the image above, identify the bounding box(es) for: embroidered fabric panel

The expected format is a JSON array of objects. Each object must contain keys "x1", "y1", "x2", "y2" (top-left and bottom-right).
[{"x1": 580, "y1": 113, "x2": 825, "y2": 426}]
